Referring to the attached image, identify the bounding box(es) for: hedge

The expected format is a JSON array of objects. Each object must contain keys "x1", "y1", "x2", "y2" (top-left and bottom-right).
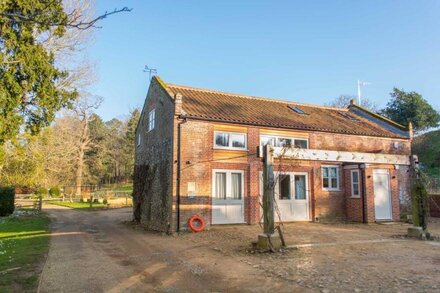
[{"x1": 0, "y1": 187, "x2": 15, "y2": 217}]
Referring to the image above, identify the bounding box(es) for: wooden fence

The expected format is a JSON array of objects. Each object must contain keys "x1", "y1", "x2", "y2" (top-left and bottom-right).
[
  {"x1": 15, "y1": 197, "x2": 43, "y2": 211},
  {"x1": 429, "y1": 193, "x2": 440, "y2": 218}
]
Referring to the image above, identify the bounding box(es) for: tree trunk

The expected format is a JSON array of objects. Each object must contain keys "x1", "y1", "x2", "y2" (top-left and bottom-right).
[
  {"x1": 75, "y1": 147, "x2": 84, "y2": 198},
  {"x1": 75, "y1": 118, "x2": 89, "y2": 199}
]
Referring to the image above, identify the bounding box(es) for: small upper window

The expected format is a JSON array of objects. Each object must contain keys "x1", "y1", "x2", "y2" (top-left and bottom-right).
[
  {"x1": 338, "y1": 112, "x2": 360, "y2": 122},
  {"x1": 288, "y1": 105, "x2": 308, "y2": 115},
  {"x1": 260, "y1": 135, "x2": 308, "y2": 149},
  {"x1": 214, "y1": 132, "x2": 247, "y2": 150},
  {"x1": 148, "y1": 109, "x2": 156, "y2": 131},
  {"x1": 351, "y1": 170, "x2": 360, "y2": 197},
  {"x1": 322, "y1": 166, "x2": 339, "y2": 190}
]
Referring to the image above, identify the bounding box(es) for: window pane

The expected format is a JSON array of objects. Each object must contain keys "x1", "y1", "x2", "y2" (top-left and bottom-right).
[
  {"x1": 149, "y1": 109, "x2": 155, "y2": 131},
  {"x1": 215, "y1": 133, "x2": 229, "y2": 147},
  {"x1": 353, "y1": 183, "x2": 359, "y2": 196},
  {"x1": 279, "y1": 175, "x2": 291, "y2": 200},
  {"x1": 231, "y1": 134, "x2": 245, "y2": 148},
  {"x1": 231, "y1": 173, "x2": 242, "y2": 199},
  {"x1": 279, "y1": 138, "x2": 292, "y2": 147},
  {"x1": 215, "y1": 173, "x2": 226, "y2": 199},
  {"x1": 294, "y1": 139, "x2": 308, "y2": 149},
  {"x1": 330, "y1": 167, "x2": 337, "y2": 177},
  {"x1": 260, "y1": 136, "x2": 271, "y2": 146},
  {"x1": 323, "y1": 178, "x2": 329, "y2": 188},
  {"x1": 322, "y1": 168, "x2": 328, "y2": 178},
  {"x1": 295, "y1": 175, "x2": 306, "y2": 199},
  {"x1": 331, "y1": 178, "x2": 338, "y2": 189},
  {"x1": 261, "y1": 136, "x2": 275, "y2": 146},
  {"x1": 352, "y1": 171, "x2": 359, "y2": 183}
]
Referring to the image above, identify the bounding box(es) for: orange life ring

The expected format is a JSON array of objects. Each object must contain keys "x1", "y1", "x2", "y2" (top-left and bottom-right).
[{"x1": 188, "y1": 215, "x2": 205, "y2": 232}]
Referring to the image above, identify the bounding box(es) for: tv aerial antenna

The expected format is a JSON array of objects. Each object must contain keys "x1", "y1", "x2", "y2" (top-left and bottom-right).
[{"x1": 144, "y1": 65, "x2": 157, "y2": 80}]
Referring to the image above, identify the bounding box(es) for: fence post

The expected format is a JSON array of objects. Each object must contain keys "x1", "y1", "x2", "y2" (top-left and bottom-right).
[{"x1": 38, "y1": 196, "x2": 43, "y2": 211}]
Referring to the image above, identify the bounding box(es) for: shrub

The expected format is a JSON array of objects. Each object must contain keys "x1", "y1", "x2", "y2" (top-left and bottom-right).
[
  {"x1": 0, "y1": 187, "x2": 15, "y2": 217},
  {"x1": 35, "y1": 187, "x2": 48, "y2": 196},
  {"x1": 93, "y1": 198, "x2": 99, "y2": 204},
  {"x1": 103, "y1": 198, "x2": 108, "y2": 205},
  {"x1": 49, "y1": 186, "x2": 61, "y2": 197}
]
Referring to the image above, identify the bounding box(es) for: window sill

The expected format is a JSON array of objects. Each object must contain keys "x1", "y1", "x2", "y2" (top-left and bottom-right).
[
  {"x1": 350, "y1": 196, "x2": 361, "y2": 199},
  {"x1": 213, "y1": 147, "x2": 248, "y2": 151},
  {"x1": 322, "y1": 188, "x2": 340, "y2": 192}
]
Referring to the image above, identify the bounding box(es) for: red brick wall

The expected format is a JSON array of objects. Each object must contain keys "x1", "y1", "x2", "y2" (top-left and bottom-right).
[
  {"x1": 170, "y1": 119, "x2": 408, "y2": 230},
  {"x1": 345, "y1": 168, "x2": 364, "y2": 222}
]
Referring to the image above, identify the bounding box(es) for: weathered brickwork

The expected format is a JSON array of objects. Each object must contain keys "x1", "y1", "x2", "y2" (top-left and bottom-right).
[
  {"x1": 135, "y1": 79, "x2": 411, "y2": 232},
  {"x1": 134, "y1": 79, "x2": 175, "y2": 232}
]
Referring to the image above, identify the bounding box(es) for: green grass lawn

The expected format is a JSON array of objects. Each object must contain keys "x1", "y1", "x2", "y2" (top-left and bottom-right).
[
  {"x1": 0, "y1": 212, "x2": 50, "y2": 292},
  {"x1": 48, "y1": 201, "x2": 106, "y2": 210},
  {"x1": 111, "y1": 183, "x2": 133, "y2": 193}
]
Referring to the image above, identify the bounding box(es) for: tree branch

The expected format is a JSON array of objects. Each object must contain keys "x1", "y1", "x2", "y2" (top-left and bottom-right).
[{"x1": 0, "y1": 7, "x2": 132, "y2": 30}]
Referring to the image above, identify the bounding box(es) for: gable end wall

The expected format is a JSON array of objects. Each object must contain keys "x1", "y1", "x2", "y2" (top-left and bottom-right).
[{"x1": 133, "y1": 80, "x2": 175, "y2": 232}]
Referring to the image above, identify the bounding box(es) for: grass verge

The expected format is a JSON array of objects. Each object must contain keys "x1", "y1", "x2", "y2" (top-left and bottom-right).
[{"x1": 0, "y1": 212, "x2": 50, "y2": 292}]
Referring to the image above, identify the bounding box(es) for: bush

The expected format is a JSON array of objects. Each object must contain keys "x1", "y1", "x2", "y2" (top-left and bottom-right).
[
  {"x1": 103, "y1": 198, "x2": 108, "y2": 205},
  {"x1": 0, "y1": 187, "x2": 15, "y2": 217},
  {"x1": 49, "y1": 186, "x2": 61, "y2": 197},
  {"x1": 35, "y1": 187, "x2": 48, "y2": 196},
  {"x1": 93, "y1": 198, "x2": 99, "y2": 204}
]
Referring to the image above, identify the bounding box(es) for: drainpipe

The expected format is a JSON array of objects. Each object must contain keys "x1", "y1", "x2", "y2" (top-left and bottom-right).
[
  {"x1": 175, "y1": 93, "x2": 186, "y2": 232},
  {"x1": 361, "y1": 165, "x2": 367, "y2": 223}
]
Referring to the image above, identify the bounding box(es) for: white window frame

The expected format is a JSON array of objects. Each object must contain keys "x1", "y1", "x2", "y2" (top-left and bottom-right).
[
  {"x1": 213, "y1": 131, "x2": 247, "y2": 150},
  {"x1": 260, "y1": 135, "x2": 309, "y2": 149},
  {"x1": 212, "y1": 169, "x2": 245, "y2": 200},
  {"x1": 148, "y1": 109, "x2": 155, "y2": 131},
  {"x1": 322, "y1": 165, "x2": 339, "y2": 191},
  {"x1": 273, "y1": 171, "x2": 309, "y2": 201},
  {"x1": 350, "y1": 169, "x2": 361, "y2": 198},
  {"x1": 137, "y1": 133, "x2": 141, "y2": 147}
]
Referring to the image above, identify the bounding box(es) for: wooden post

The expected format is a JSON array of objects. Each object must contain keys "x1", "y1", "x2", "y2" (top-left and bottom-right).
[
  {"x1": 263, "y1": 144, "x2": 275, "y2": 235},
  {"x1": 38, "y1": 196, "x2": 43, "y2": 211}
]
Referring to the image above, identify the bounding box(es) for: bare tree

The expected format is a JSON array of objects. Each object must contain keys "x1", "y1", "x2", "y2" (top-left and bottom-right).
[
  {"x1": 71, "y1": 94, "x2": 103, "y2": 197},
  {"x1": 40, "y1": 0, "x2": 98, "y2": 92},
  {"x1": 326, "y1": 95, "x2": 379, "y2": 112}
]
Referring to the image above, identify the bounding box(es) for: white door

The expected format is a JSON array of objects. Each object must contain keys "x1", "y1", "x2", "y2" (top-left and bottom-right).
[
  {"x1": 260, "y1": 172, "x2": 309, "y2": 222},
  {"x1": 212, "y1": 170, "x2": 245, "y2": 224},
  {"x1": 373, "y1": 169, "x2": 392, "y2": 220}
]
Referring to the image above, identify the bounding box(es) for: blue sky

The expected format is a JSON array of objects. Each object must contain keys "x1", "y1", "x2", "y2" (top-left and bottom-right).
[{"x1": 90, "y1": 0, "x2": 440, "y2": 121}]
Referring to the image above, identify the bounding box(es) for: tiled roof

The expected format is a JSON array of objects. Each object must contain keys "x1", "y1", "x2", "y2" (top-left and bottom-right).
[{"x1": 161, "y1": 79, "x2": 409, "y2": 139}]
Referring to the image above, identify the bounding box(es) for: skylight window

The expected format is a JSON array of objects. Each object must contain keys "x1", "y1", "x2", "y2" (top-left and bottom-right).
[
  {"x1": 288, "y1": 105, "x2": 308, "y2": 115},
  {"x1": 338, "y1": 112, "x2": 360, "y2": 122}
]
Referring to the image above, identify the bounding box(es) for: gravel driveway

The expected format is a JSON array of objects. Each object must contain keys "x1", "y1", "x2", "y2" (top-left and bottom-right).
[{"x1": 39, "y1": 205, "x2": 440, "y2": 292}]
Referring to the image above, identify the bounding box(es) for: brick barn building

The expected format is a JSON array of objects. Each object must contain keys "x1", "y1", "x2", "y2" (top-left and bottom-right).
[{"x1": 134, "y1": 76, "x2": 412, "y2": 233}]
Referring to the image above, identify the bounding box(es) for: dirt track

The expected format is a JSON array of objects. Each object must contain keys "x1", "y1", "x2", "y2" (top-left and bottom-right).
[
  {"x1": 39, "y1": 206, "x2": 440, "y2": 293},
  {"x1": 39, "y1": 206, "x2": 293, "y2": 292}
]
